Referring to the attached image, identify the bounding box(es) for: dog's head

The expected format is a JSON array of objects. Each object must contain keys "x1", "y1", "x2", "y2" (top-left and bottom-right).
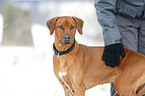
[{"x1": 46, "y1": 16, "x2": 84, "y2": 44}]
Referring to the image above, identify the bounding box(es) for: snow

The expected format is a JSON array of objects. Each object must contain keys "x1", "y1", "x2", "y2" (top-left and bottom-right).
[
  {"x1": 0, "y1": 14, "x2": 3, "y2": 44},
  {"x1": 0, "y1": 1, "x2": 111, "y2": 95},
  {"x1": 0, "y1": 23, "x2": 110, "y2": 96}
]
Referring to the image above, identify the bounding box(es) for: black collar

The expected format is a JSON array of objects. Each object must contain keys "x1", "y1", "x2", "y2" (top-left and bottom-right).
[{"x1": 53, "y1": 39, "x2": 75, "y2": 57}]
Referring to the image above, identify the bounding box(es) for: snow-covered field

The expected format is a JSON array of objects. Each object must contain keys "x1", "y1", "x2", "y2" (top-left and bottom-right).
[
  {"x1": 0, "y1": 14, "x2": 3, "y2": 44},
  {"x1": 0, "y1": 1, "x2": 111, "y2": 96}
]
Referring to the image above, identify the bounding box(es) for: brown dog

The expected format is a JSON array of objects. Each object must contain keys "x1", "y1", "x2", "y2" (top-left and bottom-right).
[{"x1": 46, "y1": 16, "x2": 145, "y2": 96}]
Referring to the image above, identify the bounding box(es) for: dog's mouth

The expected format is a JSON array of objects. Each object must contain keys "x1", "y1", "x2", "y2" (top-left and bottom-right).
[{"x1": 59, "y1": 40, "x2": 71, "y2": 44}]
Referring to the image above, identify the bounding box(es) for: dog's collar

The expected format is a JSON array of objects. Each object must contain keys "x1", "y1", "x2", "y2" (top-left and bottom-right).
[{"x1": 53, "y1": 39, "x2": 75, "y2": 58}]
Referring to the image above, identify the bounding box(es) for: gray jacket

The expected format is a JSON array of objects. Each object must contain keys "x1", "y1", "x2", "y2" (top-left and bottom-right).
[{"x1": 94, "y1": 0, "x2": 145, "y2": 45}]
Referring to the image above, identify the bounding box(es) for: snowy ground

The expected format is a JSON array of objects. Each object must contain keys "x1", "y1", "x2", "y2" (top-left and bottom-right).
[
  {"x1": 0, "y1": 1, "x2": 111, "y2": 96},
  {"x1": 0, "y1": 14, "x2": 3, "y2": 44}
]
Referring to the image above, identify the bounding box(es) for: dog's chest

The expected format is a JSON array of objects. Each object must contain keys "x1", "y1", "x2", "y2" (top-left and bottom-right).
[
  {"x1": 58, "y1": 56, "x2": 75, "y2": 83},
  {"x1": 58, "y1": 56, "x2": 69, "y2": 73},
  {"x1": 59, "y1": 71, "x2": 67, "y2": 78}
]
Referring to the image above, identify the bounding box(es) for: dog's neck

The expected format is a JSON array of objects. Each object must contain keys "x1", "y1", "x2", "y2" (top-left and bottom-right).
[
  {"x1": 54, "y1": 38, "x2": 79, "y2": 74},
  {"x1": 54, "y1": 38, "x2": 78, "y2": 55},
  {"x1": 54, "y1": 41, "x2": 74, "y2": 52}
]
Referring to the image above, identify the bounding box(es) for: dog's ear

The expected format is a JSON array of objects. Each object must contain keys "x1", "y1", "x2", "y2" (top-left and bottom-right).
[
  {"x1": 72, "y1": 17, "x2": 84, "y2": 35},
  {"x1": 46, "y1": 17, "x2": 59, "y2": 35}
]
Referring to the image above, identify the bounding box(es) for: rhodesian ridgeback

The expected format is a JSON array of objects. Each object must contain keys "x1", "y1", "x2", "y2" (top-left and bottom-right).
[{"x1": 46, "y1": 16, "x2": 145, "y2": 96}]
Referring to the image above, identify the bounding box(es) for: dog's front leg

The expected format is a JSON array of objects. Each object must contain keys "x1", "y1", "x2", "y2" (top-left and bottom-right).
[
  {"x1": 74, "y1": 83, "x2": 85, "y2": 96},
  {"x1": 63, "y1": 85, "x2": 74, "y2": 96}
]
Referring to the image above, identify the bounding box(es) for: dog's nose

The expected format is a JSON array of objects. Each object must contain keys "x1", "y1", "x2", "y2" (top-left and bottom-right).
[{"x1": 64, "y1": 34, "x2": 71, "y2": 41}]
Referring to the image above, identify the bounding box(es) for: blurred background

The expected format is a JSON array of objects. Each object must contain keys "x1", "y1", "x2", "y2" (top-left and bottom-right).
[{"x1": 0, "y1": 0, "x2": 111, "y2": 96}]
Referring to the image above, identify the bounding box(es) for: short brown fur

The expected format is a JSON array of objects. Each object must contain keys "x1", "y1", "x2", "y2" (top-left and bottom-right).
[{"x1": 46, "y1": 16, "x2": 145, "y2": 96}]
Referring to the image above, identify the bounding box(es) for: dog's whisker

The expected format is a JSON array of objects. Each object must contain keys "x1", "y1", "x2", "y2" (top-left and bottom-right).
[
  {"x1": 59, "y1": 40, "x2": 64, "y2": 44},
  {"x1": 59, "y1": 44, "x2": 61, "y2": 48}
]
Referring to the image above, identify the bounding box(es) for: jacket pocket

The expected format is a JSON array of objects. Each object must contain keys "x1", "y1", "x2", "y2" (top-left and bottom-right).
[{"x1": 117, "y1": 1, "x2": 141, "y2": 17}]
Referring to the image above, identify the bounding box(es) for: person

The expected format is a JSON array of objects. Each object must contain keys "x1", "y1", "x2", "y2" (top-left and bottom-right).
[{"x1": 94, "y1": 0, "x2": 145, "y2": 96}]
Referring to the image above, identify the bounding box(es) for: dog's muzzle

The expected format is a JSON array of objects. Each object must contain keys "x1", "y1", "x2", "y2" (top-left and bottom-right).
[
  {"x1": 59, "y1": 34, "x2": 71, "y2": 44},
  {"x1": 64, "y1": 34, "x2": 71, "y2": 44}
]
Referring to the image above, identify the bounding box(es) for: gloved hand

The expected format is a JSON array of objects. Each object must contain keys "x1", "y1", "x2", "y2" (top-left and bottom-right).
[{"x1": 102, "y1": 43, "x2": 125, "y2": 67}]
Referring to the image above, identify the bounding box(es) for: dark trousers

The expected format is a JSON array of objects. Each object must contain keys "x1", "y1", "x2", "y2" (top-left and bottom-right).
[{"x1": 111, "y1": 14, "x2": 145, "y2": 96}]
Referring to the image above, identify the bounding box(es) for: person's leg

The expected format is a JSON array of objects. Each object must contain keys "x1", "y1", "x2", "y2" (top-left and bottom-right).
[
  {"x1": 138, "y1": 19, "x2": 145, "y2": 55},
  {"x1": 116, "y1": 14, "x2": 140, "y2": 52},
  {"x1": 110, "y1": 14, "x2": 140, "y2": 96}
]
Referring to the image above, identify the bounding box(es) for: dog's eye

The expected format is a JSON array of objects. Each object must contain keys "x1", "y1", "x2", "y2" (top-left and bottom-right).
[
  {"x1": 71, "y1": 26, "x2": 75, "y2": 29},
  {"x1": 58, "y1": 25, "x2": 63, "y2": 29}
]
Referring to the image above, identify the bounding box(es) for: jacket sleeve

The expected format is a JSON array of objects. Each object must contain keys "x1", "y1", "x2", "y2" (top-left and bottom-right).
[{"x1": 94, "y1": 0, "x2": 121, "y2": 45}]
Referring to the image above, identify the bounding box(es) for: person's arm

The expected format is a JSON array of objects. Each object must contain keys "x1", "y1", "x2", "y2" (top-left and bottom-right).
[
  {"x1": 94, "y1": 0, "x2": 121, "y2": 45},
  {"x1": 94, "y1": 0, "x2": 125, "y2": 67}
]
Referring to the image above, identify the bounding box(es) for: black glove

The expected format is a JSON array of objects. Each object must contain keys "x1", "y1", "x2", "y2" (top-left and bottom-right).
[{"x1": 102, "y1": 43, "x2": 125, "y2": 67}]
